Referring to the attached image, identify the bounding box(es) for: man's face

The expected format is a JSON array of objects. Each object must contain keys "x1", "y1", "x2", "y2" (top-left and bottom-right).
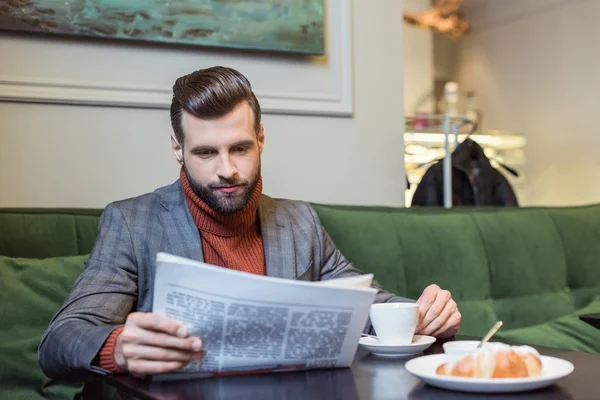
[{"x1": 174, "y1": 101, "x2": 264, "y2": 213}]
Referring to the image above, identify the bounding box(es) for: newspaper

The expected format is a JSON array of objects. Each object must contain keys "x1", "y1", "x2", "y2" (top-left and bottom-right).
[{"x1": 151, "y1": 252, "x2": 378, "y2": 381}]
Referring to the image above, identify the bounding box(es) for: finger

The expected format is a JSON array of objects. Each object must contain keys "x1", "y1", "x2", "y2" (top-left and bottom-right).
[
  {"x1": 122, "y1": 344, "x2": 202, "y2": 362},
  {"x1": 123, "y1": 328, "x2": 203, "y2": 352},
  {"x1": 128, "y1": 312, "x2": 189, "y2": 338},
  {"x1": 418, "y1": 290, "x2": 451, "y2": 332},
  {"x1": 417, "y1": 284, "x2": 440, "y2": 306},
  {"x1": 417, "y1": 285, "x2": 439, "y2": 328},
  {"x1": 127, "y1": 359, "x2": 188, "y2": 377},
  {"x1": 433, "y1": 312, "x2": 461, "y2": 338},
  {"x1": 432, "y1": 310, "x2": 462, "y2": 338},
  {"x1": 416, "y1": 288, "x2": 440, "y2": 331},
  {"x1": 420, "y1": 299, "x2": 454, "y2": 336}
]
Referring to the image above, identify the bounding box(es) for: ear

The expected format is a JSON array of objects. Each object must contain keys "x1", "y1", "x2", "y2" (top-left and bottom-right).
[
  {"x1": 171, "y1": 135, "x2": 184, "y2": 165},
  {"x1": 257, "y1": 124, "x2": 265, "y2": 155}
]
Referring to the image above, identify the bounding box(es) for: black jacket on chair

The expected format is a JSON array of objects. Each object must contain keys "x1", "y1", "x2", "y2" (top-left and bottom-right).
[{"x1": 411, "y1": 139, "x2": 519, "y2": 207}]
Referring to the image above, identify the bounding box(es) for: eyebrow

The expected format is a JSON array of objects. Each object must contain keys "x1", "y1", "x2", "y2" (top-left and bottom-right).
[
  {"x1": 189, "y1": 140, "x2": 255, "y2": 154},
  {"x1": 230, "y1": 140, "x2": 255, "y2": 148}
]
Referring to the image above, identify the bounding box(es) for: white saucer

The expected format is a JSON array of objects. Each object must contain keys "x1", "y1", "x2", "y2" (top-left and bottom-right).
[
  {"x1": 405, "y1": 354, "x2": 574, "y2": 393},
  {"x1": 358, "y1": 335, "x2": 436, "y2": 358}
]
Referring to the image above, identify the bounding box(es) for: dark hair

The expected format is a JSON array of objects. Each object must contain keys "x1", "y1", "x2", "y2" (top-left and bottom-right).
[{"x1": 170, "y1": 66, "x2": 261, "y2": 146}]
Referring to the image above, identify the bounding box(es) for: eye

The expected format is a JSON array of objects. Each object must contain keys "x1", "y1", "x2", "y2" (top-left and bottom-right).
[
  {"x1": 233, "y1": 146, "x2": 248, "y2": 153},
  {"x1": 196, "y1": 150, "x2": 217, "y2": 158}
]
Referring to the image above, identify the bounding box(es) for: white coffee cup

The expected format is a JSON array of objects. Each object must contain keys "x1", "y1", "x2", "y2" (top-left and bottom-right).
[{"x1": 369, "y1": 303, "x2": 418, "y2": 345}]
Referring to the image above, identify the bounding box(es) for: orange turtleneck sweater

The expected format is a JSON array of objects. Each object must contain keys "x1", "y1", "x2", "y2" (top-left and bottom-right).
[
  {"x1": 180, "y1": 168, "x2": 266, "y2": 275},
  {"x1": 97, "y1": 170, "x2": 266, "y2": 372}
]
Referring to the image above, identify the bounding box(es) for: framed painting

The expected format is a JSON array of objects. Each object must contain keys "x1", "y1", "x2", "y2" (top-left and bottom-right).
[{"x1": 0, "y1": 0, "x2": 324, "y2": 55}]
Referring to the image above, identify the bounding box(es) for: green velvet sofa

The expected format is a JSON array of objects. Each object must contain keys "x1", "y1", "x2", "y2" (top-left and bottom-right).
[{"x1": 2, "y1": 204, "x2": 600, "y2": 399}]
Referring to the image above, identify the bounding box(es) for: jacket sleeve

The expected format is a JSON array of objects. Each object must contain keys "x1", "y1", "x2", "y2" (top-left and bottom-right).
[{"x1": 37, "y1": 203, "x2": 138, "y2": 381}]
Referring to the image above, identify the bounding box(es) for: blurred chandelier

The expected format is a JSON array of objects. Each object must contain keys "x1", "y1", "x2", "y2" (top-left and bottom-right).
[{"x1": 403, "y1": 0, "x2": 470, "y2": 39}]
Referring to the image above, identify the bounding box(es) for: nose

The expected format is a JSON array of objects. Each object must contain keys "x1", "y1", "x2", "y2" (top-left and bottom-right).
[{"x1": 216, "y1": 154, "x2": 239, "y2": 180}]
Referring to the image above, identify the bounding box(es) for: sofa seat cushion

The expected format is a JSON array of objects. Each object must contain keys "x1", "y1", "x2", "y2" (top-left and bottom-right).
[
  {"x1": 494, "y1": 297, "x2": 600, "y2": 354},
  {"x1": 0, "y1": 255, "x2": 88, "y2": 400}
]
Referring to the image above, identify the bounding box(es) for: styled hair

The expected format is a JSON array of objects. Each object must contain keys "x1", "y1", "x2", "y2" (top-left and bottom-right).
[{"x1": 170, "y1": 66, "x2": 261, "y2": 145}]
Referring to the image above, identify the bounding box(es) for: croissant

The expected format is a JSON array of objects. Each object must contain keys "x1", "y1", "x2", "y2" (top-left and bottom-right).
[{"x1": 436, "y1": 343, "x2": 542, "y2": 378}]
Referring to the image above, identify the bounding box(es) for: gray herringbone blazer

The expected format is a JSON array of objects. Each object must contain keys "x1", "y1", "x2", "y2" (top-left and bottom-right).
[{"x1": 38, "y1": 180, "x2": 411, "y2": 380}]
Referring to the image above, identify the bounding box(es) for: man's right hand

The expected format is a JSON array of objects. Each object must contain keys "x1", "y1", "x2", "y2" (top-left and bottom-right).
[{"x1": 114, "y1": 312, "x2": 203, "y2": 377}]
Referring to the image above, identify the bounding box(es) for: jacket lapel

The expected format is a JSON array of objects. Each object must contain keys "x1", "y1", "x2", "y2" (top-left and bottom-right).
[
  {"x1": 259, "y1": 195, "x2": 297, "y2": 279},
  {"x1": 158, "y1": 181, "x2": 204, "y2": 263}
]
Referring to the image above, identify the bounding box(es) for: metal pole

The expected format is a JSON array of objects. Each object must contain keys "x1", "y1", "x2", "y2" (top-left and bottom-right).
[{"x1": 443, "y1": 116, "x2": 452, "y2": 208}]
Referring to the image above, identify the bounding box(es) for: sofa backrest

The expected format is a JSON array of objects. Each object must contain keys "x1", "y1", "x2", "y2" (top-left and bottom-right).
[
  {"x1": 2, "y1": 204, "x2": 600, "y2": 337},
  {"x1": 0, "y1": 209, "x2": 102, "y2": 258},
  {"x1": 312, "y1": 203, "x2": 600, "y2": 336}
]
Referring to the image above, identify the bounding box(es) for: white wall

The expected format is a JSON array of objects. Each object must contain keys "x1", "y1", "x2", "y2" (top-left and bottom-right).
[
  {"x1": 457, "y1": 0, "x2": 600, "y2": 206},
  {"x1": 403, "y1": 0, "x2": 434, "y2": 115},
  {"x1": 0, "y1": 0, "x2": 406, "y2": 208}
]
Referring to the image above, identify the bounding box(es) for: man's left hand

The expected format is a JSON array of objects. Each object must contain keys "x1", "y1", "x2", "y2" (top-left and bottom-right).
[{"x1": 415, "y1": 284, "x2": 461, "y2": 338}]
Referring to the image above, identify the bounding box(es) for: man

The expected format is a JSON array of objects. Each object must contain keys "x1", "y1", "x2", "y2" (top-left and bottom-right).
[{"x1": 38, "y1": 66, "x2": 461, "y2": 380}]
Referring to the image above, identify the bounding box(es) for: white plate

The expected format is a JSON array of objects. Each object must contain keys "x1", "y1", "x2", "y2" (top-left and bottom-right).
[
  {"x1": 358, "y1": 335, "x2": 436, "y2": 358},
  {"x1": 405, "y1": 354, "x2": 574, "y2": 393}
]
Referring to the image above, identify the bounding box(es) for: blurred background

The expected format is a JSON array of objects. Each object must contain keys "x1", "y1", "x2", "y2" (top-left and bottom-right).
[{"x1": 0, "y1": 0, "x2": 597, "y2": 209}]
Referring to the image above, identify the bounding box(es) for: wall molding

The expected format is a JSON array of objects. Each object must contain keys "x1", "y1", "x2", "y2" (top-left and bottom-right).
[{"x1": 0, "y1": 1, "x2": 353, "y2": 117}]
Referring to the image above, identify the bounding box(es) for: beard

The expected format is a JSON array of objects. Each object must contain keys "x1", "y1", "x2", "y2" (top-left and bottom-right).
[{"x1": 184, "y1": 163, "x2": 261, "y2": 214}]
